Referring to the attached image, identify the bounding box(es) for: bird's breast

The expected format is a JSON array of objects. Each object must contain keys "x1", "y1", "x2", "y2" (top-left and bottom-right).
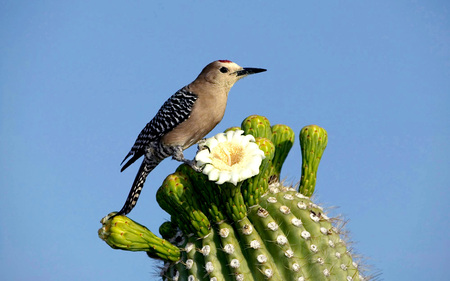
[{"x1": 161, "y1": 90, "x2": 228, "y2": 149}]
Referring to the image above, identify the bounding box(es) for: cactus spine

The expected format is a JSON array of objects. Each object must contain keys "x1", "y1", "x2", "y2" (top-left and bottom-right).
[{"x1": 99, "y1": 115, "x2": 367, "y2": 281}]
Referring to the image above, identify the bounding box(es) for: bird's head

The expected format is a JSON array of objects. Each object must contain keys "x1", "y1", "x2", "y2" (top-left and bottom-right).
[{"x1": 198, "y1": 60, "x2": 266, "y2": 88}]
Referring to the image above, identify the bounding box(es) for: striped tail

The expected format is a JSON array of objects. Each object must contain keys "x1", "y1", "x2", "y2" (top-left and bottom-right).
[{"x1": 116, "y1": 156, "x2": 163, "y2": 216}]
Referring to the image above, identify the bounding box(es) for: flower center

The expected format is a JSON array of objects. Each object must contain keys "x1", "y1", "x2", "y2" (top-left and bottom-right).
[{"x1": 211, "y1": 142, "x2": 244, "y2": 170}]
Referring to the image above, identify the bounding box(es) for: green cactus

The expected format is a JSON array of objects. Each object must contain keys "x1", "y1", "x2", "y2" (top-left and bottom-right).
[
  {"x1": 298, "y1": 125, "x2": 328, "y2": 197},
  {"x1": 99, "y1": 115, "x2": 368, "y2": 281}
]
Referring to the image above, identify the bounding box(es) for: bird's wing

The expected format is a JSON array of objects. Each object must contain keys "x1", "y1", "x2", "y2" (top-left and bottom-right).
[{"x1": 120, "y1": 87, "x2": 198, "y2": 172}]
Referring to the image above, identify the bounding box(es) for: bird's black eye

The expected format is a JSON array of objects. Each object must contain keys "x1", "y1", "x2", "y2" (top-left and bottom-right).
[{"x1": 219, "y1": 67, "x2": 229, "y2": 73}]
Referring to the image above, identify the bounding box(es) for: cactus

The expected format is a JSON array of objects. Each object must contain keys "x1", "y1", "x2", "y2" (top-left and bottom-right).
[
  {"x1": 298, "y1": 125, "x2": 328, "y2": 197},
  {"x1": 99, "y1": 115, "x2": 368, "y2": 281}
]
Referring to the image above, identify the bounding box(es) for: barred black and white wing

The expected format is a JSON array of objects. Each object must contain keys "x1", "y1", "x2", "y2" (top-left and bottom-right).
[{"x1": 120, "y1": 87, "x2": 198, "y2": 172}]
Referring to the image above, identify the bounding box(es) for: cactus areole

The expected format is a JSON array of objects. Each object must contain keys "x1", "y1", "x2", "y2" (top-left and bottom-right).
[{"x1": 99, "y1": 115, "x2": 368, "y2": 281}]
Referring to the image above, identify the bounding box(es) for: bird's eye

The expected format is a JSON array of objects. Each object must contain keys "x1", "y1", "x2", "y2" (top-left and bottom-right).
[{"x1": 219, "y1": 67, "x2": 229, "y2": 73}]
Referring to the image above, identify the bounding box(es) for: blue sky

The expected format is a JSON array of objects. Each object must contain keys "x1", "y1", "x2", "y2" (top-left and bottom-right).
[{"x1": 1, "y1": 1, "x2": 449, "y2": 280}]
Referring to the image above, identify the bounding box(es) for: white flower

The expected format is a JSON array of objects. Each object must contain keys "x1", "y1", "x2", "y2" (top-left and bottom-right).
[{"x1": 195, "y1": 130, "x2": 265, "y2": 185}]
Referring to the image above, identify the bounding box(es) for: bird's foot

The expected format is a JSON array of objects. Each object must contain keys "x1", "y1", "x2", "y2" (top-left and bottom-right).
[
  {"x1": 171, "y1": 145, "x2": 204, "y2": 172},
  {"x1": 185, "y1": 159, "x2": 204, "y2": 173},
  {"x1": 197, "y1": 138, "x2": 209, "y2": 151}
]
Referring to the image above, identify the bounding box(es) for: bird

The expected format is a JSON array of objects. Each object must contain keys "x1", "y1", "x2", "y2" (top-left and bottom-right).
[{"x1": 116, "y1": 60, "x2": 266, "y2": 216}]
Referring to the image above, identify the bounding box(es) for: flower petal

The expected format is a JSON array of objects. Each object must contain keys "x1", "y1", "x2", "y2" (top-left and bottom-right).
[
  {"x1": 229, "y1": 171, "x2": 240, "y2": 186},
  {"x1": 216, "y1": 171, "x2": 231, "y2": 185},
  {"x1": 195, "y1": 150, "x2": 212, "y2": 166},
  {"x1": 202, "y1": 164, "x2": 214, "y2": 174},
  {"x1": 207, "y1": 168, "x2": 220, "y2": 182},
  {"x1": 205, "y1": 137, "x2": 219, "y2": 150},
  {"x1": 238, "y1": 169, "x2": 252, "y2": 181},
  {"x1": 242, "y1": 134, "x2": 255, "y2": 145},
  {"x1": 215, "y1": 133, "x2": 227, "y2": 143},
  {"x1": 232, "y1": 130, "x2": 244, "y2": 142}
]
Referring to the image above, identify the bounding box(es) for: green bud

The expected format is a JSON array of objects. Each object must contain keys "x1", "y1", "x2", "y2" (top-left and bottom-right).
[
  {"x1": 98, "y1": 213, "x2": 180, "y2": 262},
  {"x1": 156, "y1": 172, "x2": 211, "y2": 237},
  {"x1": 298, "y1": 125, "x2": 328, "y2": 196},
  {"x1": 270, "y1": 124, "x2": 295, "y2": 182},
  {"x1": 241, "y1": 115, "x2": 272, "y2": 139}
]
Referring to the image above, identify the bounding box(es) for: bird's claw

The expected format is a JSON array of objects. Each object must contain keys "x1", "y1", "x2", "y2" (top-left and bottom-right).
[
  {"x1": 186, "y1": 159, "x2": 204, "y2": 173},
  {"x1": 197, "y1": 139, "x2": 210, "y2": 152}
]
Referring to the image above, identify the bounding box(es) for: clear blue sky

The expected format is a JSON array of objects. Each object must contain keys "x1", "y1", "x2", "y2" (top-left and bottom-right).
[{"x1": 1, "y1": 1, "x2": 449, "y2": 280}]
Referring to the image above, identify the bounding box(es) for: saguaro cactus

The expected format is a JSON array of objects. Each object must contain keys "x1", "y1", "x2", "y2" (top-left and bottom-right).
[{"x1": 99, "y1": 115, "x2": 367, "y2": 281}]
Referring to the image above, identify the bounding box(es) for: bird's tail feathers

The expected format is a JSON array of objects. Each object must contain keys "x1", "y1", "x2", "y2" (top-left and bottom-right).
[
  {"x1": 120, "y1": 152, "x2": 133, "y2": 165},
  {"x1": 120, "y1": 152, "x2": 143, "y2": 172},
  {"x1": 116, "y1": 157, "x2": 162, "y2": 216}
]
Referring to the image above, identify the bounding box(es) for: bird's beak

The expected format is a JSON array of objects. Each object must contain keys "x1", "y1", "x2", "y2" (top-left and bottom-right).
[{"x1": 236, "y1": 67, "x2": 267, "y2": 77}]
